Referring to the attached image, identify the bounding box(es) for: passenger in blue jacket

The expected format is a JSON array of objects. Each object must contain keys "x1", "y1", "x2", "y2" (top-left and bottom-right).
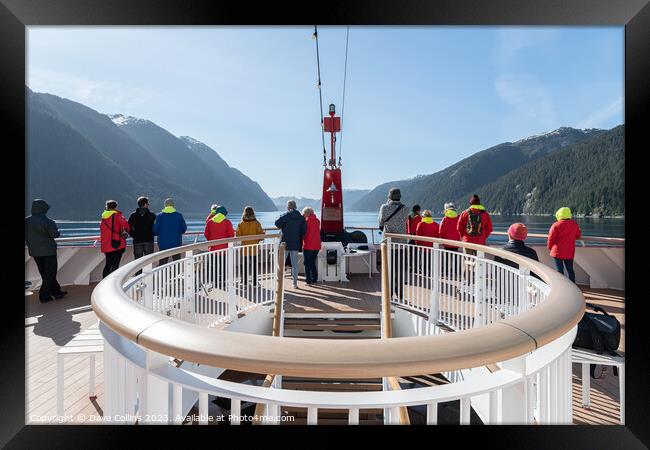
[
  {"x1": 275, "y1": 200, "x2": 307, "y2": 288},
  {"x1": 153, "y1": 198, "x2": 187, "y2": 265}
]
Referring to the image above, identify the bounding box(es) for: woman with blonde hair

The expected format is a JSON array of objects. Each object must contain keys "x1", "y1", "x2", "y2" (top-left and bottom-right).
[
  {"x1": 236, "y1": 206, "x2": 265, "y2": 286},
  {"x1": 301, "y1": 206, "x2": 322, "y2": 285}
]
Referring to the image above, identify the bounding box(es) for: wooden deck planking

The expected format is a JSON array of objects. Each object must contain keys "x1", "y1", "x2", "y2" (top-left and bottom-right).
[{"x1": 25, "y1": 277, "x2": 625, "y2": 425}]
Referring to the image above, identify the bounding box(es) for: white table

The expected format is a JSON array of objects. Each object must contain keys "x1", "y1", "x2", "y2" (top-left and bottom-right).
[
  {"x1": 342, "y1": 247, "x2": 375, "y2": 279},
  {"x1": 571, "y1": 347, "x2": 625, "y2": 424}
]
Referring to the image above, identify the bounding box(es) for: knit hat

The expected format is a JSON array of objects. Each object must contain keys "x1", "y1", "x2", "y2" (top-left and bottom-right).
[
  {"x1": 388, "y1": 187, "x2": 401, "y2": 201},
  {"x1": 444, "y1": 202, "x2": 456, "y2": 211},
  {"x1": 507, "y1": 223, "x2": 528, "y2": 241},
  {"x1": 412, "y1": 204, "x2": 421, "y2": 213},
  {"x1": 469, "y1": 195, "x2": 481, "y2": 205},
  {"x1": 215, "y1": 205, "x2": 228, "y2": 216}
]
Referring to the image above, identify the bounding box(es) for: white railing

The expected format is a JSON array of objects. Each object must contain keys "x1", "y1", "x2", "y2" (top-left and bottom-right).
[
  {"x1": 93, "y1": 231, "x2": 584, "y2": 426},
  {"x1": 385, "y1": 238, "x2": 550, "y2": 330},
  {"x1": 122, "y1": 238, "x2": 279, "y2": 328}
]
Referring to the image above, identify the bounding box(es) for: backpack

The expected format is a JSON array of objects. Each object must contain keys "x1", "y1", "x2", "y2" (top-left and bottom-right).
[{"x1": 466, "y1": 209, "x2": 483, "y2": 236}]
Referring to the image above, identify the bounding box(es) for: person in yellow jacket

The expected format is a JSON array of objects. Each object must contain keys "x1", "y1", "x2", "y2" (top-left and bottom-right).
[{"x1": 236, "y1": 206, "x2": 265, "y2": 286}]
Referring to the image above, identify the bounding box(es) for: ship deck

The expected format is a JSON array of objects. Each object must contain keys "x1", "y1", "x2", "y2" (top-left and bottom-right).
[{"x1": 25, "y1": 276, "x2": 625, "y2": 425}]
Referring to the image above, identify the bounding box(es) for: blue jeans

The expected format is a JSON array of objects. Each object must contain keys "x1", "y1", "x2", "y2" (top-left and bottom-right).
[
  {"x1": 287, "y1": 250, "x2": 299, "y2": 284},
  {"x1": 554, "y1": 258, "x2": 575, "y2": 283}
]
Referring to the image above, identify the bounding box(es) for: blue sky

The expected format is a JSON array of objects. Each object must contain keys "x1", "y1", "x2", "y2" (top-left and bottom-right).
[{"x1": 27, "y1": 26, "x2": 623, "y2": 198}]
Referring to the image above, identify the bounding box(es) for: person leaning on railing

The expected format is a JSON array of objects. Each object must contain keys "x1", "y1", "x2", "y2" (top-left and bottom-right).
[
  {"x1": 100, "y1": 200, "x2": 130, "y2": 279},
  {"x1": 274, "y1": 200, "x2": 306, "y2": 289},
  {"x1": 457, "y1": 194, "x2": 493, "y2": 256},
  {"x1": 301, "y1": 207, "x2": 322, "y2": 285},
  {"x1": 236, "y1": 206, "x2": 265, "y2": 287},
  {"x1": 378, "y1": 187, "x2": 409, "y2": 299},
  {"x1": 25, "y1": 199, "x2": 67, "y2": 302},
  {"x1": 205, "y1": 205, "x2": 235, "y2": 290},
  {"x1": 415, "y1": 209, "x2": 440, "y2": 278},
  {"x1": 127, "y1": 196, "x2": 156, "y2": 261},
  {"x1": 493, "y1": 223, "x2": 542, "y2": 280},
  {"x1": 153, "y1": 198, "x2": 187, "y2": 266},
  {"x1": 547, "y1": 207, "x2": 582, "y2": 283}
]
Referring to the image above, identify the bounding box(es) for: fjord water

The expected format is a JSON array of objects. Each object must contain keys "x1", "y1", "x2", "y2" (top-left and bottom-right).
[{"x1": 55, "y1": 212, "x2": 624, "y2": 246}]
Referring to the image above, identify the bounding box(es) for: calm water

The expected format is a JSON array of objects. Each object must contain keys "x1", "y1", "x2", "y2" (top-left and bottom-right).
[{"x1": 54, "y1": 212, "x2": 624, "y2": 246}]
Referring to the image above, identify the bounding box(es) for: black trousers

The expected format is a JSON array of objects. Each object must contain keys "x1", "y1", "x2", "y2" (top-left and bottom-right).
[
  {"x1": 242, "y1": 255, "x2": 258, "y2": 286},
  {"x1": 103, "y1": 249, "x2": 125, "y2": 279},
  {"x1": 34, "y1": 255, "x2": 62, "y2": 301},
  {"x1": 303, "y1": 250, "x2": 319, "y2": 283},
  {"x1": 134, "y1": 242, "x2": 154, "y2": 275}
]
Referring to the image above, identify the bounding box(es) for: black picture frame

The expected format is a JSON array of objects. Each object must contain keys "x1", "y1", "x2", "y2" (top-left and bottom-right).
[{"x1": 3, "y1": 0, "x2": 647, "y2": 447}]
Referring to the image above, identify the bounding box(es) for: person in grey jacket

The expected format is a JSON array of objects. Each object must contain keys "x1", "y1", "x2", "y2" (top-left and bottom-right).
[
  {"x1": 25, "y1": 199, "x2": 67, "y2": 302},
  {"x1": 378, "y1": 188, "x2": 409, "y2": 300}
]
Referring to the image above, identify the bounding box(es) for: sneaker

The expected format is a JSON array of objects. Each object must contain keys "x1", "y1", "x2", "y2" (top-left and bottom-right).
[
  {"x1": 292, "y1": 282, "x2": 298, "y2": 289},
  {"x1": 54, "y1": 292, "x2": 67, "y2": 300}
]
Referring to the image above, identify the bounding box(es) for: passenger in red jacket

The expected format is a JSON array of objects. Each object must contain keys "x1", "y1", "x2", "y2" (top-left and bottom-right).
[
  {"x1": 204, "y1": 205, "x2": 235, "y2": 290},
  {"x1": 415, "y1": 210, "x2": 439, "y2": 247},
  {"x1": 100, "y1": 200, "x2": 130, "y2": 278},
  {"x1": 547, "y1": 207, "x2": 582, "y2": 283},
  {"x1": 457, "y1": 195, "x2": 493, "y2": 253},
  {"x1": 439, "y1": 202, "x2": 461, "y2": 250},
  {"x1": 302, "y1": 207, "x2": 322, "y2": 285},
  {"x1": 406, "y1": 204, "x2": 422, "y2": 244},
  {"x1": 204, "y1": 205, "x2": 235, "y2": 251}
]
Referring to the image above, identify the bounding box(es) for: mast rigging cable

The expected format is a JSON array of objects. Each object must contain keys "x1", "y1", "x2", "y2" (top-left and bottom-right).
[{"x1": 313, "y1": 26, "x2": 327, "y2": 166}]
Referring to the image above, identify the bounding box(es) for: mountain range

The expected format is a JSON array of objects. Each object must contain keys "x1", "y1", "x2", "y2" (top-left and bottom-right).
[
  {"x1": 350, "y1": 126, "x2": 624, "y2": 216},
  {"x1": 272, "y1": 189, "x2": 370, "y2": 211},
  {"x1": 26, "y1": 89, "x2": 276, "y2": 218}
]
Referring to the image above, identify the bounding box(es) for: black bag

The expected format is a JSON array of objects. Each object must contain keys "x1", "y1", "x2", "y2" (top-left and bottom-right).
[
  {"x1": 573, "y1": 302, "x2": 621, "y2": 354},
  {"x1": 110, "y1": 214, "x2": 121, "y2": 249},
  {"x1": 379, "y1": 204, "x2": 404, "y2": 232}
]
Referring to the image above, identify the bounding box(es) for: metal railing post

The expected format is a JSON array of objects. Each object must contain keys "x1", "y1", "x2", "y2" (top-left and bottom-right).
[
  {"x1": 143, "y1": 263, "x2": 153, "y2": 310},
  {"x1": 183, "y1": 250, "x2": 195, "y2": 323},
  {"x1": 227, "y1": 243, "x2": 235, "y2": 319},
  {"x1": 474, "y1": 251, "x2": 485, "y2": 327},
  {"x1": 429, "y1": 243, "x2": 440, "y2": 323},
  {"x1": 519, "y1": 267, "x2": 530, "y2": 313},
  {"x1": 380, "y1": 241, "x2": 392, "y2": 339}
]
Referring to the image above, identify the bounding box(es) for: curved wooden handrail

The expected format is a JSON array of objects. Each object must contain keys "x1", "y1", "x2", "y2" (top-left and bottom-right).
[{"x1": 92, "y1": 233, "x2": 584, "y2": 379}]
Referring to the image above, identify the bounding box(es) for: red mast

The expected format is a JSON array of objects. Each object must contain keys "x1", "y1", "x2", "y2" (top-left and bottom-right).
[{"x1": 321, "y1": 103, "x2": 344, "y2": 241}]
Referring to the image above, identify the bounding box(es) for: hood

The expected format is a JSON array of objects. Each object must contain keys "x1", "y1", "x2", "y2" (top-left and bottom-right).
[
  {"x1": 212, "y1": 213, "x2": 227, "y2": 223},
  {"x1": 422, "y1": 217, "x2": 434, "y2": 224},
  {"x1": 161, "y1": 206, "x2": 177, "y2": 214},
  {"x1": 469, "y1": 204, "x2": 486, "y2": 211},
  {"x1": 101, "y1": 210, "x2": 119, "y2": 219},
  {"x1": 444, "y1": 209, "x2": 458, "y2": 219},
  {"x1": 31, "y1": 199, "x2": 50, "y2": 215},
  {"x1": 555, "y1": 207, "x2": 572, "y2": 220}
]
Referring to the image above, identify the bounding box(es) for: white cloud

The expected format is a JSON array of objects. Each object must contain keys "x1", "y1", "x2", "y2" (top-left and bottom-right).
[
  {"x1": 494, "y1": 74, "x2": 557, "y2": 130},
  {"x1": 577, "y1": 95, "x2": 623, "y2": 129},
  {"x1": 27, "y1": 69, "x2": 158, "y2": 110}
]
